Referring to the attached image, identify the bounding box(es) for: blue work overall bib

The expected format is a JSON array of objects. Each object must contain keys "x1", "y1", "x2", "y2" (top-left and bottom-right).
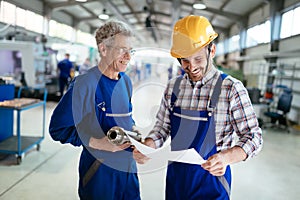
[
  {"x1": 77, "y1": 71, "x2": 140, "y2": 200},
  {"x1": 166, "y1": 74, "x2": 231, "y2": 200}
]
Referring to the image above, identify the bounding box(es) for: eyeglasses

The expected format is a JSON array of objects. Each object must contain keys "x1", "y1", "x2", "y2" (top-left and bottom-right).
[{"x1": 108, "y1": 46, "x2": 136, "y2": 56}]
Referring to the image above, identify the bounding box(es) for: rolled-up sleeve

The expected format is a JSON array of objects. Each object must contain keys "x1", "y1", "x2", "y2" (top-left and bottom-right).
[{"x1": 228, "y1": 81, "x2": 263, "y2": 160}]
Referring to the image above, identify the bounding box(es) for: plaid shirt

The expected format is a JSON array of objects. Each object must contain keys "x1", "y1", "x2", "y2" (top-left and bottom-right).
[{"x1": 147, "y1": 67, "x2": 263, "y2": 160}]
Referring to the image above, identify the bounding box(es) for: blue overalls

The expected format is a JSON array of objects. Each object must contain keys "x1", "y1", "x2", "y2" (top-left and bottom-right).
[
  {"x1": 49, "y1": 67, "x2": 140, "y2": 200},
  {"x1": 166, "y1": 74, "x2": 231, "y2": 200}
]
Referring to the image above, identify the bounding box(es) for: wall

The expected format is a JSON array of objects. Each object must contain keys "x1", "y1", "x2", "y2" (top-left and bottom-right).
[
  {"x1": 248, "y1": 3, "x2": 270, "y2": 27},
  {"x1": 285, "y1": 0, "x2": 300, "y2": 8},
  {"x1": 220, "y1": 33, "x2": 300, "y2": 122},
  {"x1": 51, "y1": 11, "x2": 73, "y2": 27},
  {"x1": 216, "y1": 1, "x2": 300, "y2": 124},
  {"x1": 276, "y1": 34, "x2": 300, "y2": 122}
]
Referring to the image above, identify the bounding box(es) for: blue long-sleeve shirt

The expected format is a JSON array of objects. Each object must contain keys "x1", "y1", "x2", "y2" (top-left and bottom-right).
[
  {"x1": 58, "y1": 58, "x2": 73, "y2": 79},
  {"x1": 49, "y1": 66, "x2": 134, "y2": 148}
]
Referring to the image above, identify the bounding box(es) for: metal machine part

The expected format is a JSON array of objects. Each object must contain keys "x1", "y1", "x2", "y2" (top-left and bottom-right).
[{"x1": 107, "y1": 126, "x2": 142, "y2": 145}]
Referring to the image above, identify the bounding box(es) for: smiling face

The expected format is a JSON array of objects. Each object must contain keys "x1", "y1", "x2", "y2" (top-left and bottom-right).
[
  {"x1": 180, "y1": 43, "x2": 216, "y2": 82},
  {"x1": 98, "y1": 34, "x2": 134, "y2": 79},
  {"x1": 107, "y1": 34, "x2": 134, "y2": 72}
]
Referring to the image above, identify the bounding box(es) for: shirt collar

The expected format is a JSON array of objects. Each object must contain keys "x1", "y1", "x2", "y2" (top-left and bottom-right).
[{"x1": 202, "y1": 67, "x2": 218, "y2": 85}]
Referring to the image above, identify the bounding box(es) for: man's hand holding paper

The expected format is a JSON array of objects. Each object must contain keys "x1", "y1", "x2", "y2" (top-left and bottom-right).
[{"x1": 129, "y1": 134, "x2": 206, "y2": 165}]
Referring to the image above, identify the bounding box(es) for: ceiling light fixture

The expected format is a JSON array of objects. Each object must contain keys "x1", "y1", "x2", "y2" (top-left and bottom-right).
[
  {"x1": 75, "y1": 0, "x2": 87, "y2": 2},
  {"x1": 98, "y1": 9, "x2": 109, "y2": 20},
  {"x1": 193, "y1": 1, "x2": 207, "y2": 10}
]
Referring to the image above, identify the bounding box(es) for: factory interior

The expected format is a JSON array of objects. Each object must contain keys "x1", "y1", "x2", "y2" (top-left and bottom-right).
[{"x1": 1, "y1": 0, "x2": 300, "y2": 199}]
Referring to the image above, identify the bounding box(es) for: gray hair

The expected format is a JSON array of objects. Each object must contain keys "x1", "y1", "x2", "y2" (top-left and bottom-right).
[{"x1": 95, "y1": 19, "x2": 134, "y2": 46}]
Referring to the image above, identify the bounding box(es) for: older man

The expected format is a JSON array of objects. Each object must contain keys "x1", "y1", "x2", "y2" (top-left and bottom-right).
[{"x1": 49, "y1": 20, "x2": 140, "y2": 200}]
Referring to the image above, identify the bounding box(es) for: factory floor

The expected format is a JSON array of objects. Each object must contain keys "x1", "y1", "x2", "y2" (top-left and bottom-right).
[{"x1": 1, "y1": 74, "x2": 300, "y2": 200}]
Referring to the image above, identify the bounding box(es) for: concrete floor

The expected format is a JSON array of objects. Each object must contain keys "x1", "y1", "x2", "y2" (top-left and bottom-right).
[{"x1": 1, "y1": 74, "x2": 300, "y2": 200}]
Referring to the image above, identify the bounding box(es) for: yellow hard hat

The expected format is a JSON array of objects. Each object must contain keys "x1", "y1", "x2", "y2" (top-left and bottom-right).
[{"x1": 170, "y1": 15, "x2": 218, "y2": 58}]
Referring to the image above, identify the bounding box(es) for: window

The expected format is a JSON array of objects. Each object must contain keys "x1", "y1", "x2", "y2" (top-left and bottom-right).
[
  {"x1": 280, "y1": 6, "x2": 300, "y2": 38},
  {"x1": 216, "y1": 41, "x2": 225, "y2": 56},
  {"x1": 49, "y1": 20, "x2": 73, "y2": 41},
  {"x1": 228, "y1": 35, "x2": 240, "y2": 52},
  {"x1": 0, "y1": 1, "x2": 43, "y2": 34},
  {"x1": 24, "y1": 10, "x2": 43, "y2": 33},
  {"x1": 246, "y1": 20, "x2": 270, "y2": 47},
  {"x1": 0, "y1": 1, "x2": 16, "y2": 25},
  {"x1": 293, "y1": 7, "x2": 300, "y2": 35},
  {"x1": 16, "y1": 7, "x2": 26, "y2": 28},
  {"x1": 77, "y1": 30, "x2": 96, "y2": 48}
]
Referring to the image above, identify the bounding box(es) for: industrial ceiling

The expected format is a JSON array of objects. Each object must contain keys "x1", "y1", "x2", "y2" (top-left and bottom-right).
[{"x1": 42, "y1": 0, "x2": 268, "y2": 48}]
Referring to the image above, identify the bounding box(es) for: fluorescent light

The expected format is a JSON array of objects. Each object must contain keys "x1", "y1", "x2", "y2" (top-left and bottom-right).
[
  {"x1": 99, "y1": 9, "x2": 109, "y2": 20},
  {"x1": 193, "y1": 2, "x2": 206, "y2": 10},
  {"x1": 98, "y1": 14, "x2": 109, "y2": 20},
  {"x1": 75, "y1": 0, "x2": 87, "y2": 2}
]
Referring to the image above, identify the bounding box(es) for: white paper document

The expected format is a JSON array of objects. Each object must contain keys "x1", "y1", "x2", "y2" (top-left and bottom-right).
[
  {"x1": 168, "y1": 148, "x2": 206, "y2": 165},
  {"x1": 128, "y1": 134, "x2": 206, "y2": 165},
  {"x1": 129, "y1": 135, "x2": 157, "y2": 155}
]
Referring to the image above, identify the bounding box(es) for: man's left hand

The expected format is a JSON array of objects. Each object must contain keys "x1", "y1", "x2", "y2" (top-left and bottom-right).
[
  {"x1": 201, "y1": 146, "x2": 247, "y2": 176},
  {"x1": 201, "y1": 152, "x2": 228, "y2": 176}
]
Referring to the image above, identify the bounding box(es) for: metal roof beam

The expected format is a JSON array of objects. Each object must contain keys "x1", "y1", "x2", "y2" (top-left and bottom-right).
[
  {"x1": 183, "y1": 2, "x2": 243, "y2": 21},
  {"x1": 171, "y1": 0, "x2": 181, "y2": 27},
  {"x1": 104, "y1": 0, "x2": 144, "y2": 41},
  {"x1": 46, "y1": 0, "x2": 99, "y2": 11}
]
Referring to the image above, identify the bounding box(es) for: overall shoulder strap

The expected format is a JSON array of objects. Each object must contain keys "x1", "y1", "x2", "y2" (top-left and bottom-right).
[
  {"x1": 171, "y1": 76, "x2": 183, "y2": 108},
  {"x1": 123, "y1": 74, "x2": 132, "y2": 101},
  {"x1": 210, "y1": 73, "x2": 227, "y2": 108}
]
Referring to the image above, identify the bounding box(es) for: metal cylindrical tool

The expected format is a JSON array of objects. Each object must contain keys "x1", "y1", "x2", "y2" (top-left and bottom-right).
[{"x1": 107, "y1": 126, "x2": 142, "y2": 145}]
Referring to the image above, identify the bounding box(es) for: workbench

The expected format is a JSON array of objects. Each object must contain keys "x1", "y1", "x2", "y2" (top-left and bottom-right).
[{"x1": 0, "y1": 87, "x2": 47, "y2": 164}]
